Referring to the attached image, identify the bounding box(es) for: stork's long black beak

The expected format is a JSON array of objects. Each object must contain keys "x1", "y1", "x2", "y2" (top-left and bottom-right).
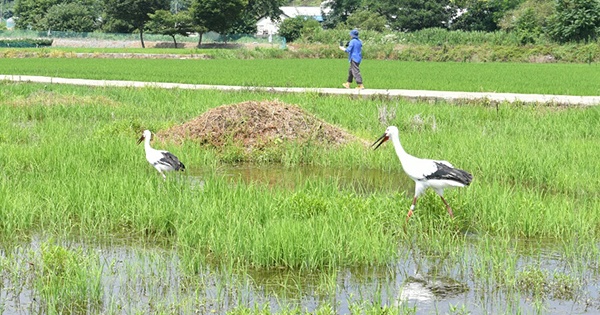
[
  {"x1": 137, "y1": 135, "x2": 144, "y2": 145},
  {"x1": 372, "y1": 134, "x2": 389, "y2": 150}
]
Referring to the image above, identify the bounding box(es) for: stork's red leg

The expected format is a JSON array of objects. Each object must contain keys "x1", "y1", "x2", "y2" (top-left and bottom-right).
[
  {"x1": 440, "y1": 196, "x2": 454, "y2": 218},
  {"x1": 407, "y1": 196, "x2": 418, "y2": 221}
]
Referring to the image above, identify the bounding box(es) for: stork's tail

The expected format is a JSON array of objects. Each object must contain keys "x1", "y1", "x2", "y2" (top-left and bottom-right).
[
  {"x1": 453, "y1": 168, "x2": 473, "y2": 186},
  {"x1": 427, "y1": 162, "x2": 473, "y2": 186}
]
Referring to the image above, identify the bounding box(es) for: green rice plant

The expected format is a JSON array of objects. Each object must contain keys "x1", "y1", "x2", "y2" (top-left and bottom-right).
[
  {"x1": 229, "y1": 302, "x2": 417, "y2": 314},
  {"x1": 2, "y1": 58, "x2": 600, "y2": 95},
  {"x1": 1, "y1": 82, "x2": 600, "y2": 282},
  {"x1": 33, "y1": 239, "x2": 102, "y2": 314},
  {"x1": 176, "y1": 175, "x2": 400, "y2": 272},
  {"x1": 0, "y1": 246, "x2": 37, "y2": 313}
]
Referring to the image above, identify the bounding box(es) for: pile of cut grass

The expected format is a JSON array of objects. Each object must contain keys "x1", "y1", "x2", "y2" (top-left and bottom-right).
[{"x1": 158, "y1": 100, "x2": 363, "y2": 149}]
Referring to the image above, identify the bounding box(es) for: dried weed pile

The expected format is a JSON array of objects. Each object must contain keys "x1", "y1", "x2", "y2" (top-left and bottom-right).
[{"x1": 158, "y1": 100, "x2": 360, "y2": 149}]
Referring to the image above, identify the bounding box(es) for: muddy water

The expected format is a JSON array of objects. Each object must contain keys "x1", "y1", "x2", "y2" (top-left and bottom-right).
[
  {"x1": 1, "y1": 236, "x2": 599, "y2": 314},
  {"x1": 1, "y1": 166, "x2": 599, "y2": 314}
]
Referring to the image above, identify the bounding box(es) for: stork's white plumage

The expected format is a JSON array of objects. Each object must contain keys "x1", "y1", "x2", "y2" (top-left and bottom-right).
[
  {"x1": 137, "y1": 130, "x2": 185, "y2": 180},
  {"x1": 373, "y1": 126, "x2": 472, "y2": 220}
]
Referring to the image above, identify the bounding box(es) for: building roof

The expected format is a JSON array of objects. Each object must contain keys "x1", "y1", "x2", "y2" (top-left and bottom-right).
[{"x1": 280, "y1": 6, "x2": 324, "y2": 20}]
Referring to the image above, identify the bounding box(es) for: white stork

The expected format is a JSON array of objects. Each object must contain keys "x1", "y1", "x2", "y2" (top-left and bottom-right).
[
  {"x1": 137, "y1": 130, "x2": 185, "y2": 180},
  {"x1": 372, "y1": 126, "x2": 472, "y2": 220}
]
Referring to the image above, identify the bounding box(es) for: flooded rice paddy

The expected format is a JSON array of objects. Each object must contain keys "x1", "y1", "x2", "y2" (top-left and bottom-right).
[
  {"x1": 1, "y1": 165, "x2": 599, "y2": 314},
  {"x1": 2, "y1": 236, "x2": 598, "y2": 314}
]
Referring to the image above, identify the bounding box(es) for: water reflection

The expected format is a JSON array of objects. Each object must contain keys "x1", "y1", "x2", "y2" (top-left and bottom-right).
[
  {"x1": 0, "y1": 236, "x2": 597, "y2": 314},
  {"x1": 399, "y1": 272, "x2": 468, "y2": 302}
]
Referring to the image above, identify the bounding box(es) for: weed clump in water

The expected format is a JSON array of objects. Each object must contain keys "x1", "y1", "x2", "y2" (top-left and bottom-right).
[
  {"x1": 33, "y1": 240, "x2": 102, "y2": 314},
  {"x1": 515, "y1": 266, "x2": 581, "y2": 300}
]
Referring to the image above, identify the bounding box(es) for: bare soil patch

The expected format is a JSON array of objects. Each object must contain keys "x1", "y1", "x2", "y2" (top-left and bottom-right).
[{"x1": 157, "y1": 100, "x2": 361, "y2": 149}]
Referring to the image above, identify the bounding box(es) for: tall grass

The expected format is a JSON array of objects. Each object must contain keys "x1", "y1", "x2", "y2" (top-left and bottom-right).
[
  {"x1": 299, "y1": 28, "x2": 531, "y2": 46},
  {"x1": 3, "y1": 42, "x2": 600, "y2": 63},
  {"x1": 34, "y1": 240, "x2": 103, "y2": 314},
  {"x1": 1, "y1": 81, "x2": 600, "y2": 313},
  {"x1": 1, "y1": 82, "x2": 599, "y2": 273}
]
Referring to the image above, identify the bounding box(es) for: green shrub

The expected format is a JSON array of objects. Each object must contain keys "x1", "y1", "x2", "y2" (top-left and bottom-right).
[
  {"x1": 278, "y1": 17, "x2": 320, "y2": 42},
  {"x1": 343, "y1": 10, "x2": 387, "y2": 32},
  {"x1": 546, "y1": 0, "x2": 600, "y2": 43},
  {"x1": 0, "y1": 38, "x2": 53, "y2": 48}
]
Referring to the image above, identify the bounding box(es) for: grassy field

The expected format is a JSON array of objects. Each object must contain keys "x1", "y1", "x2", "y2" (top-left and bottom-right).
[
  {"x1": 1, "y1": 57, "x2": 600, "y2": 95},
  {"x1": 1, "y1": 80, "x2": 599, "y2": 313}
]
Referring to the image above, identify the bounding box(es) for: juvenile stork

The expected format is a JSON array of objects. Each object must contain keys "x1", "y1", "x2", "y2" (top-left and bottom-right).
[
  {"x1": 372, "y1": 126, "x2": 472, "y2": 220},
  {"x1": 137, "y1": 130, "x2": 185, "y2": 180}
]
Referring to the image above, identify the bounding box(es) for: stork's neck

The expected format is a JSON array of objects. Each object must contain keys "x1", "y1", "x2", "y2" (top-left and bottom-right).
[
  {"x1": 391, "y1": 134, "x2": 408, "y2": 162},
  {"x1": 144, "y1": 136, "x2": 153, "y2": 152}
]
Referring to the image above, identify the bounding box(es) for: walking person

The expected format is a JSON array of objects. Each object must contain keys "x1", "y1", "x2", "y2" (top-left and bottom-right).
[{"x1": 339, "y1": 29, "x2": 364, "y2": 89}]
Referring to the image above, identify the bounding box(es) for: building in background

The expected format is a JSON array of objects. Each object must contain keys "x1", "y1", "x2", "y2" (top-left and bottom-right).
[
  {"x1": 6, "y1": 16, "x2": 14, "y2": 30},
  {"x1": 256, "y1": 5, "x2": 329, "y2": 36}
]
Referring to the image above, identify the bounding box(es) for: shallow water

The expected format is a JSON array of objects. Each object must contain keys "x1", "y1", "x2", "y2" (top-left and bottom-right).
[
  {"x1": 1, "y1": 236, "x2": 599, "y2": 314},
  {"x1": 1, "y1": 166, "x2": 599, "y2": 314}
]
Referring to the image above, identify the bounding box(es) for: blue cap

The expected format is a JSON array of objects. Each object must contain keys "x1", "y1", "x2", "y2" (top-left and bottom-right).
[{"x1": 350, "y1": 29, "x2": 359, "y2": 37}]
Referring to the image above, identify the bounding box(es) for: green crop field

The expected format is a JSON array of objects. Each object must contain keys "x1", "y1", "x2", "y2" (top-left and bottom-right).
[
  {"x1": 1, "y1": 78, "x2": 599, "y2": 313},
  {"x1": 1, "y1": 57, "x2": 600, "y2": 95}
]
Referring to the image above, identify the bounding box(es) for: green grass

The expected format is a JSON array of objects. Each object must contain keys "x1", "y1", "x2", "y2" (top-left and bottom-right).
[
  {"x1": 1, "y1": 81, "x2": 599, "y2": 313},
  {"x1": 1, "y1": 58, "x2": 599, "y2": 95},
  {"x1": 35, "y1": 240, "x2": 103, "y2": 314},
  {"x1": 2, "y1": 82, "x2": 599, "y2": 256}
]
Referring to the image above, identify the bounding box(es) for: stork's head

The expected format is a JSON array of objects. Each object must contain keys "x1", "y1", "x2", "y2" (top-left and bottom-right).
[
  {"x1": 372, "y1": 126, "x2": 398, "y2": 150},
  {"x1": 137, "y1": 130, "x2": 152, "y2": 145}
]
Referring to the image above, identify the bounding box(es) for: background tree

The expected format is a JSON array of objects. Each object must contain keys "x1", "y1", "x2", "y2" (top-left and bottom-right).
[
  {"x1": 146, "y1": 9, "x2": 193, "y2": 47},
  {"x1": 546, "y1": 0, "x2": 600, "y2": 43},
  {"x1": 499, "y1": 0, "x2": 553, "y2": 43},
  {"x1": 277, "y1": 16, "x2": 320, "y2": 41},
  {"x1": 322, "y1": 0, "x2": 363, "y2": 29},
  {"x1": 14, "y1": 0, "x2": 48, "y2": 29},
  {"x1": 228, "y1": 0, "x2": 286, "y2": 35},
  {"x1": 1, "y1": 0, "x2": 15, "y2": 19},
  {"x1": 171, "y1": 0, "x2": 192, "y2": 13},
  {"x1": 191, "y1": 0, "x2": 247, "y2": 46},
  {"x1": 42, "y1": 2, "x2": 98, "y2": 32},
  {"x1": 343, "y1": 9, "x2": 386, "y2": 31},
  {"x1": 247, "y1": 0, "x2": 285, "y2": 21},
  {"x1": 104, "y1": 0, "x2": 170, "y2": 48},
  {"x1": 451, "y1": 0, "x2": 500, "y2": 31},
  {"x1": 228, "y1": 13, "x2": 259, "y2": 34},
  {"x1": 367, "y1": 0, "x2": 456, "y2": 31},
  {"x1": 100, "y1": 17, "x2": 136, "y2": 33},
  {"x1": 453, "y1": 0, "x2": 524, "y2": 31},
  {"x1": 14, "y1": 0, "x2": 100, "y2": 30}
]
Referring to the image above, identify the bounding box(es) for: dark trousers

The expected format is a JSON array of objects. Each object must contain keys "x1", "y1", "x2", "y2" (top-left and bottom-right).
[{"x1": 347, "y1": 60, "x2": 363, "y2": 84}]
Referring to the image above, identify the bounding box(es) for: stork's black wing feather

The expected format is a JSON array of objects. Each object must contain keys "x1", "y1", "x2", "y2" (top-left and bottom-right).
[
  {"x1": 425, "y1": 162, "x2": 472, "y2": 186},
  {"x1": 159, "y1": 151, "x2": 185, "y2": 171}
]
